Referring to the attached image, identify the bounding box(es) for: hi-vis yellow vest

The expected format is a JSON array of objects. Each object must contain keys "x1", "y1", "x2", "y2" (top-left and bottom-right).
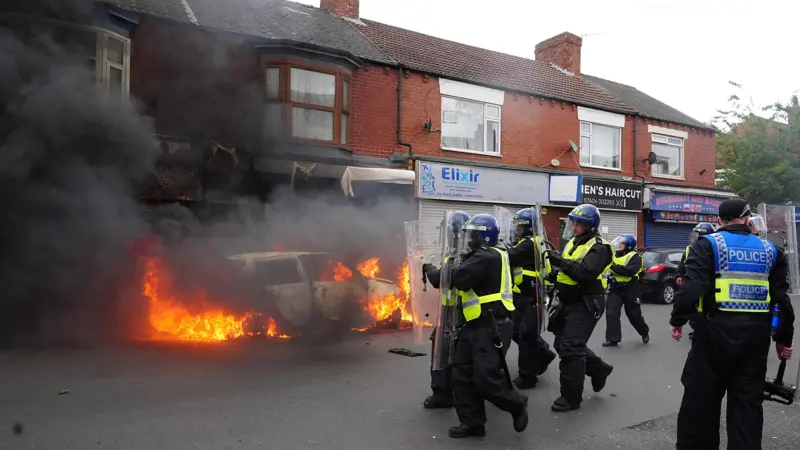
[
  {"x1": 557, "y1": 237, "x2": 613, "y2": 289},
  {"x1": 611, "y1": 251, "x2": 643, "y2": 283},
  {"x1": 512, "y1": 236, "x2": 553, "y2": 294},
  {"x1": 702, "y1": 231, "x2": 777, "y2": 314},
  {"x1": 461, "y1": 247, "x2": 515, "y2": 322},
  {"x1": 441, "y1": 256, "x2": 469, "y2": 307}
]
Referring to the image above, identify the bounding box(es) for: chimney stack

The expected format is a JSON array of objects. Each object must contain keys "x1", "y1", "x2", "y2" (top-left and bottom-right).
[
  {"x1": 534, "y1": 32, "x2": 582, "y2": 75},
  {"x1": 320, "y1": 0, "x2": 359, "y2": 20}
]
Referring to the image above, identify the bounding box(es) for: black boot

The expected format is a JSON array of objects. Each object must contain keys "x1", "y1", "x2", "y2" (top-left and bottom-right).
[
  {"x1": 423, "y1": 394, "x2": 453, "y2": 409},
  {"x1": 512, "y1": 375, "x2": 538, "y2": 390},
  {"x1": 550, "y1": 396, "x2": 580, "y2": 412},
  {"x1": 448, "y1": 424, "x2": 486, "y2": 438},
  {"x1": 512, "y1": 406, "x2": 529, "y2": 432},
  {"x1": 602, "y1": 341, "x2": 618, "y2": 347},
  {"x1": 538, "y1": 350, "x2": 557, "y2": 375},
  {"x1": 592, "y1": 364, "x2": 614, "y2": 393},
  {"x1": 642, "y1": 334, "x2": 650, "y2": 344}
]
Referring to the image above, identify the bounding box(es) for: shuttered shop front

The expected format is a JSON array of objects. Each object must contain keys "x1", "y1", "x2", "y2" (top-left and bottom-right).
[
  {"x1": 599, "y1": 210, "x2": 638, "y2": 240},
  {"x1": 646, "y1": 190, "x2": 728, "y2": 250},
  {"x1": 645, "y1": 220, "x2": 693, "y2": 249},
  {"x1": 415, "y1": 161, "x2": 550, "y2": 260}
]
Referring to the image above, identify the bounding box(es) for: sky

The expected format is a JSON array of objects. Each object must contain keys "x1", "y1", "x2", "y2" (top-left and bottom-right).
[{"x1": 294, "y1": 0, "x2": 799, "y2": 125}]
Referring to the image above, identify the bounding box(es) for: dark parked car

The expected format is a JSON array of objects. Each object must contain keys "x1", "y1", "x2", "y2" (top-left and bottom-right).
[{"x1": 639, "y1": 248, "x2": 685, "y2": 304}]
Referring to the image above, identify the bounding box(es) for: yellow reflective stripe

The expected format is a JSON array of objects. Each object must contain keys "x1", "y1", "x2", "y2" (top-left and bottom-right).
[
  {"x1": 556, "y1": 238, "x2": 613, "y2": 286},
  {"x1": 463, "y1": 247, "x2": 515, "y2": 321},
  {"x1": 715, "y1": 278, "x2": 770, "y2": 313},
  {"x1": 611, "y1": 251, "x2": 643, "y2": 283}
]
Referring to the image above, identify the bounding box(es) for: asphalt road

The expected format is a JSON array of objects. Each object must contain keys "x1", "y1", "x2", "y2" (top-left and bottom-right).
[{"x1": 1, "y1": 301, "x2": 798, "y2": 450}]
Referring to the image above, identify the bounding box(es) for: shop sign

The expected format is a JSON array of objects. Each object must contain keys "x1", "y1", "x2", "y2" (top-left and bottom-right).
[
  {"x1": 650, "y1": 192, "x2": 724, "y2": 214},
  {"x1": 580, "y1": 178, "x2": 643, "y2": 211},
  {"x1": 416, "y1": 161, "x2": 549, "y2": 205},
  {"x1": 653, "y1": 211, "x2": 718, "y2": 223}
]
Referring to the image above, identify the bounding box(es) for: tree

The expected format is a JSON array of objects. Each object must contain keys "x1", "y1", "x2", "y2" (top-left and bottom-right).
[{"x1": 714, "y1": 82, "x2": 800, "y2": 205}]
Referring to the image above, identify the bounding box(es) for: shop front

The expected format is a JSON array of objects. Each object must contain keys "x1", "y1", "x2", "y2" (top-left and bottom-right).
[
  {"x1": 549, "y1": 174, "x2": 642, "y2": 250},
  {"x1": 416, "y1": 160, "x2": 550, "y2": 257},
  {"x1": 644, "y1": 188, "x2": 729, "y2": 249}
]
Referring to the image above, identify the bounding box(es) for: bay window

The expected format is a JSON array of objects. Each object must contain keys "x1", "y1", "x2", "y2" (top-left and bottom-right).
[
  {"x1": 579, "y1": 121, "x2": 621, "y2": 170},
  {"x1": 440, "y1": 96, "x2": 501, "y2": 155},
  {"x1": 651, "y1": 134, "x2": 684, "y2": 178},
  {"x1": 263, "y1": 65, "x2": 350, "y2": 145}
]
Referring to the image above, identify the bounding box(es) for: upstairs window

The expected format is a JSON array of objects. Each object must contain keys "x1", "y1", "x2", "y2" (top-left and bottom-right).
[
  {"x1": 651, "y1": 134, "x2": 684, "y2": 178},
  {"x1": 580, "y1": 121, "x2": 621, "y2": 170},
  {"x1": 440, "y1": 96, "x2": 501, "y2": 155},
  {"x1": 0, "y1": 16, "x2": 130, "y2": 96},
  {"x1": 263, "y1": 65, "x2": 350, "y2": 145}
]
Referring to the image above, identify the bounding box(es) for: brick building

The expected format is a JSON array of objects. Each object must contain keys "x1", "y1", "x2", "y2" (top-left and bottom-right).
[{"x1": 1, "y1": 0, "x2": 733, "y2": 248}]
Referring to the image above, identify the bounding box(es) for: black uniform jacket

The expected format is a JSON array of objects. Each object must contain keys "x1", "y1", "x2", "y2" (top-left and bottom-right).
[
  {"x1": 553, "y1": 234, "x2": 613, "y2": 301},
  {"x1": 506, "y1": 236, "x2": 538, "y2": 298},
  {"x1": 450, "y1": 245, "x2": 510, "y2": 319},
  {"x1": 670, "y1": 224, "x2": 795, "y2": 344}
]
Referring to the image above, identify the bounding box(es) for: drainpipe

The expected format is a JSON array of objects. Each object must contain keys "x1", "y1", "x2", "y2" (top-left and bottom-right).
[
  {"x1": 396, "y1": 66, "x2": 413, "y2": 164},
  {"x1": 633, "y1": 115, "x2": 646, "y2": 183}
]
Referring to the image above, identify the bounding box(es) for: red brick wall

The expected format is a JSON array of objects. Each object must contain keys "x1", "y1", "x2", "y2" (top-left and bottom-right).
[
  {"x1": 131, "y1": 19, "x2": 262, "y2": 148},
  {"x1": 633, "y1": 118, "x2": 717, "y2": 188},
  {"x1": 349, "y1": 64, "x2": 402, "y2": 159}
]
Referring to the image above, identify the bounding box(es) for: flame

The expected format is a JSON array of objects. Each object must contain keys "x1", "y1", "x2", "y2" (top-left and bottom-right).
[
  {"x1": 332, "y1": 261, "x2": 353, "y2": 281},
  {"x1": 266, "y1": 317, "x2": 292, "y2": 339},
  {"x1": 141, "y1": 256, "x2": 292, "y2": 341},
  {"x1": 357, "y1": 257, "x2": 381, "y2": 279}
]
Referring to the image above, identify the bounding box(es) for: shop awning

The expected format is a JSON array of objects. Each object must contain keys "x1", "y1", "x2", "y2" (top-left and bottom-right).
[{"x1": 340, "y1": 166, "x2": 415, "y2": 197}]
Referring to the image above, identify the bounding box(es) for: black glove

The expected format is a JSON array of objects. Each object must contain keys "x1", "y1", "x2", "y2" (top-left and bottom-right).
[
  {"x1": 422, "y1": 263, "x2": 434, "y2": 276},
  {"x1": 546, "y1": 251, "x2": 563, "y2": 268}
]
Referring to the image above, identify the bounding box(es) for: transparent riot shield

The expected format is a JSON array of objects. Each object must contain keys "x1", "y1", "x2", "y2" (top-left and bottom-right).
[
  {"x1": 533, "y1": 204, "x2": 550, "y2": 333},
  {"x1": 785, "y1": 207, "x2": 800, "y2": 295},
  {"x1": 494, "y1": 205, "x2": 514, "y2": 248},
  {"x1": 432, "y1": 211, "x2": 463, "y2": 371},
  {"x1": 404, "y1": 220, "x2": 426, "y2": 345}
]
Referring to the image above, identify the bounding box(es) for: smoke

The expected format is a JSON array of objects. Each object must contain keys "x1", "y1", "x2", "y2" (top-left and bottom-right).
[{"x1": 0, "y1": 2, "x2": 414, "y2": 347}]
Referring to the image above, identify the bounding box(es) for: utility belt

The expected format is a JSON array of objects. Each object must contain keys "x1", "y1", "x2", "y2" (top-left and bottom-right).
[
  {"x1": 464, "y1": 312, "x2": 511, "y2": 329},
  {"x1": 700, "y1": 309, "x2": 773, "y2": 324}
]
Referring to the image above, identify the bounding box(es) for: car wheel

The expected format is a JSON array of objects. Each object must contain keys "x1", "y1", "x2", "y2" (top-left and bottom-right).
[{"x1": 660, "y1": 283, "x2": 676, "y2": 305}]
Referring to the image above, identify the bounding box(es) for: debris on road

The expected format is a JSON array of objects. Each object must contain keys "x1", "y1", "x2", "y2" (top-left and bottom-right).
[
  {"x1": 388, "y1": 348, "x2": 426, "y2": 357},
  {"x1": 58, "y1": 389, "x2": 69, "y2": 395}
]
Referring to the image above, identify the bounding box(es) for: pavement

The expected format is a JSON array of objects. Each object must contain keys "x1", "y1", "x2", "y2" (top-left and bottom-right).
[{"x1": 1, "y1": 302, "x2": 799, "y2": 450}]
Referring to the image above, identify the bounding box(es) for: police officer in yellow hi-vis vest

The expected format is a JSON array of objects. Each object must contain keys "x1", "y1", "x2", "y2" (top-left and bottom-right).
[
  {"x1": 544, "y1": 204, "x2": 615, "y2": 412},
  {"x1": 671, "y1": 198, "x2": 795, "y2": 449},
  {"x1": 507, "y1": 207, "x2": 557, "y2": 389},
  {"x1": 603, "y1": 234, "x2": 650, "y2": 347},
  {"x1": 445, "y1": 213, "x2": 528, "y2": 438},
  {"x1": 421, "y1": 211, "x2": 470, "y2": 409}
]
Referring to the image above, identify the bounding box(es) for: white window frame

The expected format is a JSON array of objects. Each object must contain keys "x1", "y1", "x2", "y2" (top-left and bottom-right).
[
  {"x1": 650, "y1": 133, "x2": 685, "y2": 179},
  {"x1": 440, "y1": 95, "x2": 502, "y2": 156},
  {"x1": 0, "y1": 15, "x2": 131, "y2": 96},
  {"x1": 579, "y1": 120, "x2": 622, "y2": 171}
]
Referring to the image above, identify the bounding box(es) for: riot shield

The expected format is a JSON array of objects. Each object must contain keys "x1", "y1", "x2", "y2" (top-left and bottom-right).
[
  {"x1": 785, "y1": 207, "x2": 800, "y2": 295},
  {"x1": 533, "y1": 203, "x2": 550, "y2": 333},
  {"x1": 404, "y1": 220, "x2": 426, "y2": 345},
  {"x1": 494, "y1": 205, "x2": 514, "y2": 248},
  {"x1": 758, "y1": 203, "x2": 798, "y2": 294},
  {"x1": 431, "y1": 211, "x2": 463, "y2": 371}
]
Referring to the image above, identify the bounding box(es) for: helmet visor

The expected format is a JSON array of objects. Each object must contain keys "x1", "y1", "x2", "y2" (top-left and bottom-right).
[
  {"x1": 461, "y1": 223, "x2": 487, "y2": 254},
  {"x1": 562, "y1": 218, "x2": 587, "y2": 241},
  {"x1": 610, "y1": 236, "x2": 627, "y2": 253},
  {"x1": 748, "y1": 215, "x2": 767, "y2": 238}
]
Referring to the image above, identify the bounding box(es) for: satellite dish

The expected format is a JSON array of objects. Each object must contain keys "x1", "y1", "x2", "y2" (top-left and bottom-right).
[
  {"x1": 647, "y1": 151, "x2": 657, "y2": 165},
  {"x1": 568, "y1": 140, "x2": 580, "y2": 152}
]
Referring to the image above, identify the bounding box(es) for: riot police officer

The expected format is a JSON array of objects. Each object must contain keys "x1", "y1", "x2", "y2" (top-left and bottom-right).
[
  {"x1": 748, "y1": 213, "x2": 767, "y2": 238},
  {"x1": 545, "y1": 204, "x2": 614, "y2": 412},
  {"x1": 671, "y1": 198, "x2": 795, "y2": 449},
  {"x1": 447, "y1": 214, "x2": 528, "y2": 438},
  {"x1": 676, "y1": 223, "x2": 715, "y2": 341},
  {"x1": 507, "y1": 207, "x2": 557, "y2": 389},
  {"x1": 421, "y1": 211, "x2": 470, "y2": 409},
  {"x1": 603, "y1": 234, "x2": 650, "y2": 346}
]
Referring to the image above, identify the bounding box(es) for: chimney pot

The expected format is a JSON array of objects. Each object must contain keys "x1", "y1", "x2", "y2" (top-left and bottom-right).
[
  {"x1": 534, "y1": 32, "x2": 582, "y2": 75},
  {"x1": 320, "y1": 0, "x2": 359, "y2": 19}
]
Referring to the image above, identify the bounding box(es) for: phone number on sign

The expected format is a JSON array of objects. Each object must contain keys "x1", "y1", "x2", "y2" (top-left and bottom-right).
[{"x1": 583, "y1": 196, "x2": 629, "y2": 209}]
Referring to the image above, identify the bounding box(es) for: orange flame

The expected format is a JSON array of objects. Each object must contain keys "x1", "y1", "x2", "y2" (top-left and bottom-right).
[
  {"x1": 357, "y1": 257, "x2": 381, "y2": 279},
  {"x1": 332, "y1": 261, "x2": 353, "y2": 281},
  {"x1": 142, "y1": 256, "x2": 292, "y2": 341}
]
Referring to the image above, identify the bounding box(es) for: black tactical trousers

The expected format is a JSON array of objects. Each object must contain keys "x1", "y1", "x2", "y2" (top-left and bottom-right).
[
  {"x1": 452, "y1": 318, "x2": 527, "y2": 427},
  {"x1": 605, "y1": 284, "x2": 649, "y2": 343},
  {"x1": 552, "y1": 299, "x2": 611, "y2": 404},
  {"x1": 429, "y1": 327, "x2": 453, "y2": 398},
  {"x1": 676, "y1": 316, "x2": 771, "y2": 450},
  {"x1": 513, "y1": 294, "x2": 556, "y2": 381}
]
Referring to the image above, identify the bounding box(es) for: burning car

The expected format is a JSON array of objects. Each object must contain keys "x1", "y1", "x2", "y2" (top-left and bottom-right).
[{"x1": 228, "y1": 252, "x2": 402, "y2": 334}]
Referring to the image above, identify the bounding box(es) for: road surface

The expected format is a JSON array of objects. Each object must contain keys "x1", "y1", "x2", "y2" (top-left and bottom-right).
[{"x1": 1, "y1": 302, "x2": 798, "y2": 449}]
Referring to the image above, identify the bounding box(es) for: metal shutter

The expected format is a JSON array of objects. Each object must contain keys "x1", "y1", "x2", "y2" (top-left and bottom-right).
[
  {"x1": 598, "y1": 211, "x2": 637, "y2": 241},
  {"x1": 418, "y1": 200, "x2": 528, "y2": 262},
  {"x1": 645, "y1": 221, "x2": 693, "y2": 249}
]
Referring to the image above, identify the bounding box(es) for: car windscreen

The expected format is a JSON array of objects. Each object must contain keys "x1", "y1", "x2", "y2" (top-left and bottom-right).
[
  {"x1": 254, "y1": 258, "x2": 302, "y2": 285},
  {"x1": 642, "y1": 251, "x2": 662, "y2": 268},
  {"x1": 302, "y1": 254, "x2": 358, "y2": 282}
]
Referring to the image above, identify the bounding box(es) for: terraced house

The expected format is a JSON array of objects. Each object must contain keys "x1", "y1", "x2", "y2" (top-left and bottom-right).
[{"x1": 1, "y1": 0, "x2": 733, "y2": 249}]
